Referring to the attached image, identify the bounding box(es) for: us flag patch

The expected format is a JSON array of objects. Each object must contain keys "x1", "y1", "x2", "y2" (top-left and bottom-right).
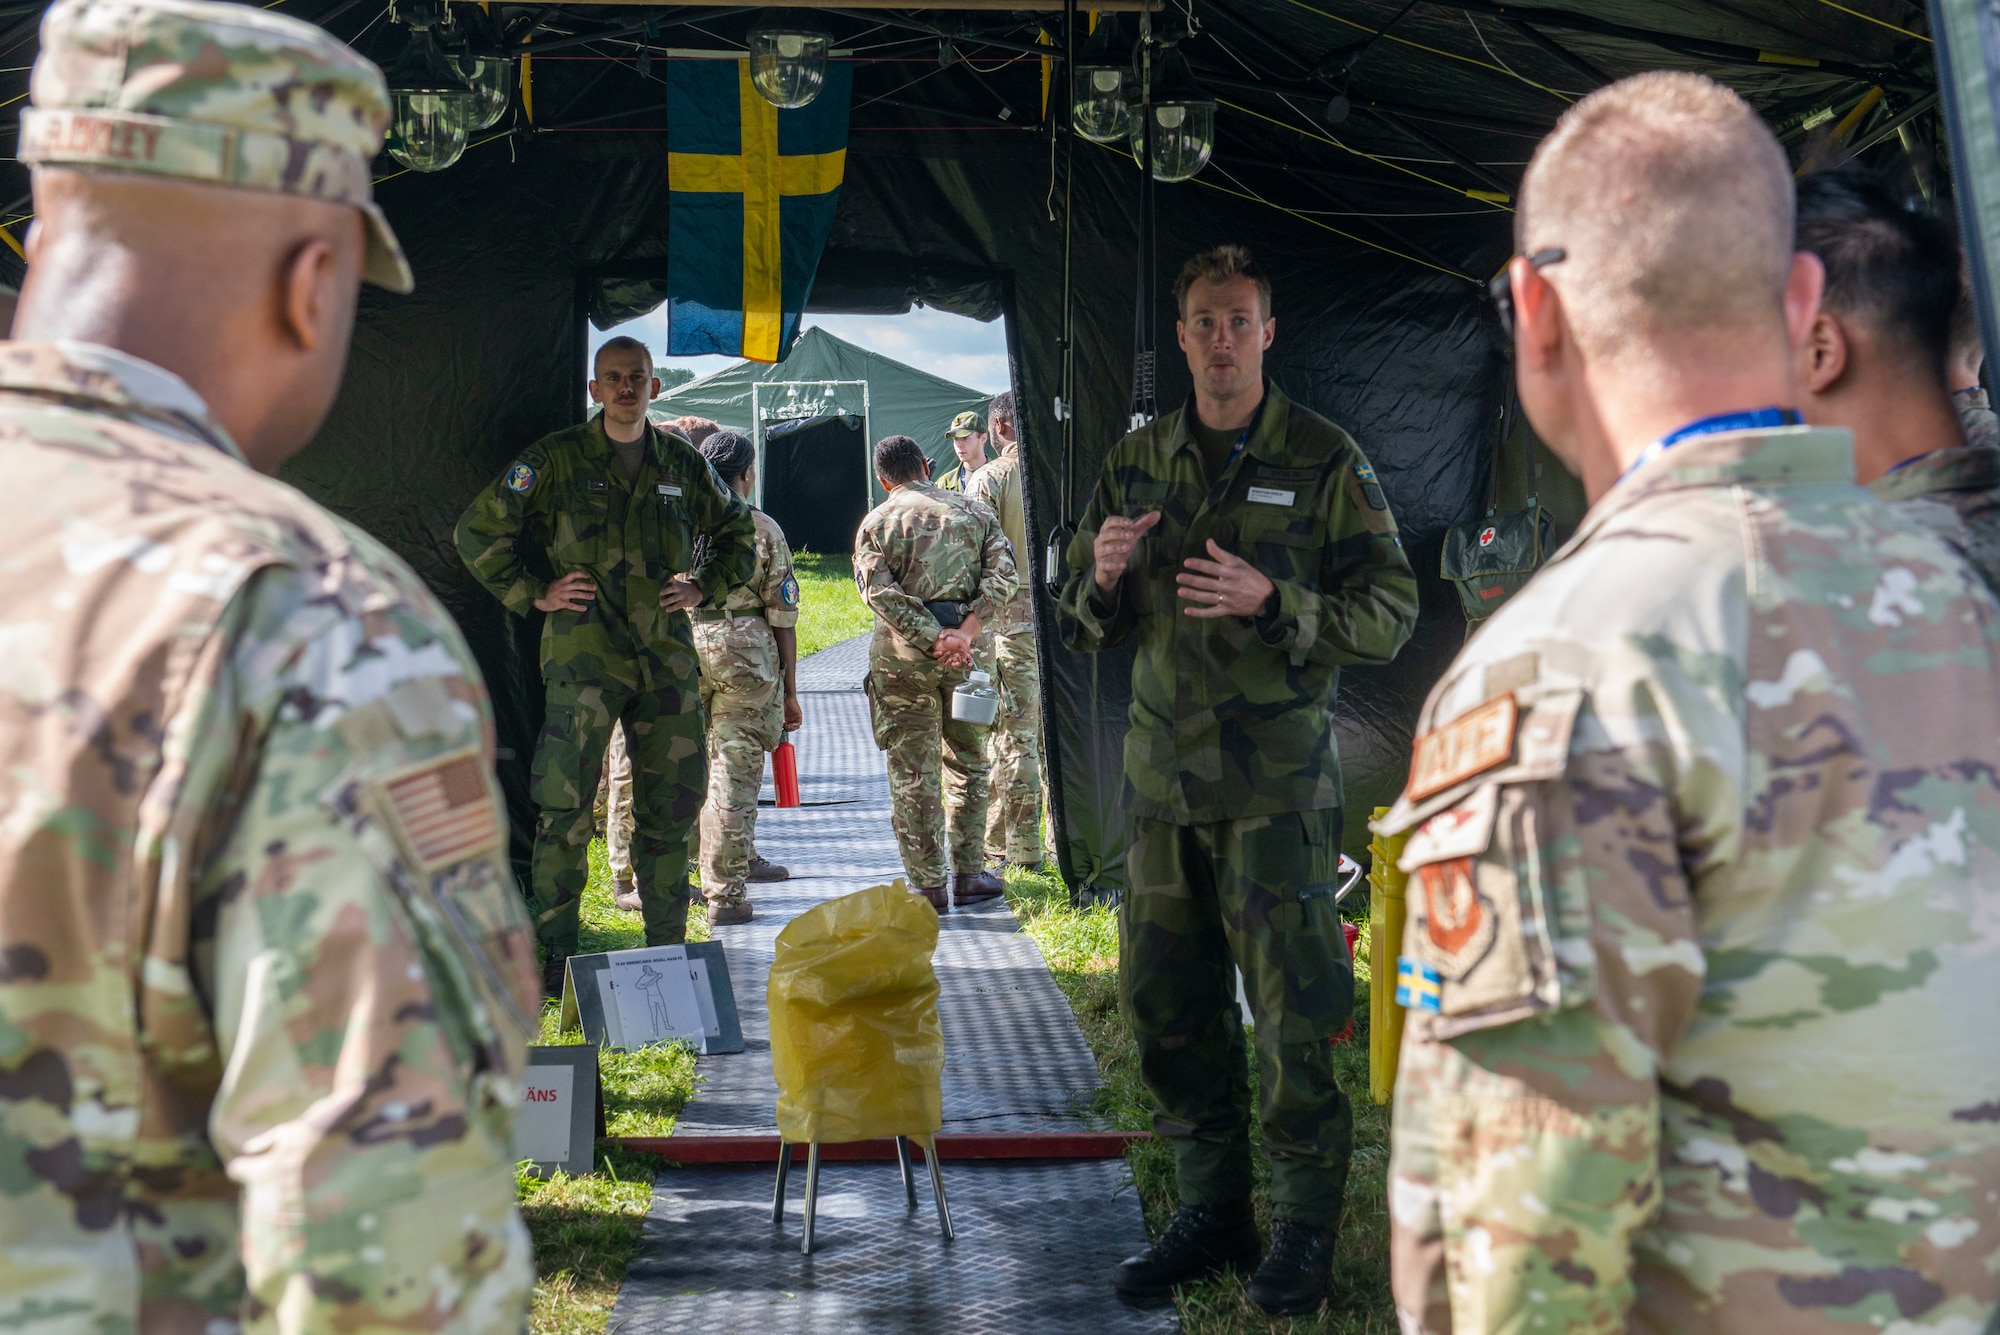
[{"x1": 376, "y1": 748, "x2": 502, "y2": 873}]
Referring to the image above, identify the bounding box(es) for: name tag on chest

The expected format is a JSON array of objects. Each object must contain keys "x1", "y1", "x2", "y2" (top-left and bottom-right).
[
  {"x1": 1245, "y1": 486, "x2": 1296, "y2": 506},
  {"x1": 658, "y1": 483, "x2": 683, "y2": 498}
]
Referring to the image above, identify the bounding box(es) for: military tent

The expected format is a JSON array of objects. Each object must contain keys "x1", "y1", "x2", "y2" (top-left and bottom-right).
[{"x1": 646, "y1": 325, "x2": 995, "y2": 555}]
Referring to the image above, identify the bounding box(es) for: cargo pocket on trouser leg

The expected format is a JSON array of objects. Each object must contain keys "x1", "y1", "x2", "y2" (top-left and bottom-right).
[
  {"x1": 1279, "y1": 808, "x2": 1353, "y2": 1043},
  {"x1": 530, "y1": 703, "x2": 581, "y2": 811}
]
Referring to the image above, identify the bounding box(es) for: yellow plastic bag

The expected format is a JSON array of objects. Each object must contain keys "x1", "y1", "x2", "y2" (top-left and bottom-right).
[{"x1": 768, "y1": 881, "x2": 945, "y2": 1144}]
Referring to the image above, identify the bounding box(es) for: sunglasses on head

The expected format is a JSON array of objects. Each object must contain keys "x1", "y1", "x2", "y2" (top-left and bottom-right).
[{"x1": 1489, "y1": 248, "x2": 1567, "y2": 338}]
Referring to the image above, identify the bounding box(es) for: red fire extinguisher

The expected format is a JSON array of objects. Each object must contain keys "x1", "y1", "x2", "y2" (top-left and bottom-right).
[{"x1": 772, "y1": 731, "x2": 800, "y2": 808}]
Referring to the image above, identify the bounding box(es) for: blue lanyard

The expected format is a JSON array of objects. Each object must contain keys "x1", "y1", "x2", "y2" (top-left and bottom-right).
[{"x1": 1621, "y1": 407, "x2": 1799, "y2": 484}]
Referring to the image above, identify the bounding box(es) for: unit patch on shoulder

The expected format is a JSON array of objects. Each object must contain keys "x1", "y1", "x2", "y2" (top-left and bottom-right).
[
  {"x1": 505, "y1": 463, "x2": 536, "y2": 493},
  {"x1": 780, "y1": 574, "x2": 800, "y2": 607},
  {"x1": 375, "y1": 747, "x2": 503, "y2": 875},
  {"x1": 1355, "y1": 462, "x2": 1388, "y2": 510},
  {"x1": 1396, "y1": 957, "x2": 1443, "y2": 1013},
  {"x1": 1408, "y1": 693, "x2": 1518, "y2": 801},
  {"x1": 1414, "y1": 857, "x2": 1496, "y2": 976}
]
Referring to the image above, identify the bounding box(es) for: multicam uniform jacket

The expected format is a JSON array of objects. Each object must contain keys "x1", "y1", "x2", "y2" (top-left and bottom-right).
[
  {"x1": 1377, "y1": 425, "x2": 2000, "y2": 1335},
  {"x1": 854, "y1": 481, "x2": 1018, "y2": 663},
  {"x1": 0, "y1": 342, "x2": 540, "y2": 1332},
  {"x1": 965, "y1": 439, "x2": 1033, "y2": 635},
  {"x1": 1056, "y1": 384, "x2": 1419, "y2": 823},
  {"x1": 1869, "y1": 442, "x2": 2000, "y2": 598},
  {"x1": 693, "y1": 508, "x2": 799, "y2": 734},
  {"x1": 453, "y1": 418, "x2": 755, "y2": 690}
]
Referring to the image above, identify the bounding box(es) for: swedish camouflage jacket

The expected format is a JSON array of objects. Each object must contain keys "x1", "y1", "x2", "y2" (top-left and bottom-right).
[
  {"x1": 1057, "y1": 383, "x2": 1419, "y2": 824},
  {"x1": 454, "y1": 417, "x2": 756, "y2": 691}
]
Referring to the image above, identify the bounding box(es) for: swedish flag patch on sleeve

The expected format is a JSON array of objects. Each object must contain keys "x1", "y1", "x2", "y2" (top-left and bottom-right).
[{"x1": 1396, "y1": 957, "x2": 1443, "y2": 1013}]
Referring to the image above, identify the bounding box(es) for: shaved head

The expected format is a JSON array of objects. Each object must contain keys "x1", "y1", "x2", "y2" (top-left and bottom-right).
[
  {"x1": 1519, "y1": 71, "x2": 1793, "y2": 361},
  {"x1": 16, "y1": 166, "x2": 367, "y2": 468}
]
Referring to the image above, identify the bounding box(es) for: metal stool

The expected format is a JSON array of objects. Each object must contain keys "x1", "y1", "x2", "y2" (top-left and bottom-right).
[{"x1": 771, "y1": 1135, "x2": 954, "y2": 1255}]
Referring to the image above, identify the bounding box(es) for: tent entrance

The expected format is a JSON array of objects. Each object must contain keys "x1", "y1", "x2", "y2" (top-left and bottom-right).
[{"x1": 760, "y1": 412, "x2": 870, "y2": 559}]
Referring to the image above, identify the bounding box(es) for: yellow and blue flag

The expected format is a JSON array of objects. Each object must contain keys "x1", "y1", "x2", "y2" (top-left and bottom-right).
[{"x1": 667, "y1": 57, "x2": 852, "y2": 363}]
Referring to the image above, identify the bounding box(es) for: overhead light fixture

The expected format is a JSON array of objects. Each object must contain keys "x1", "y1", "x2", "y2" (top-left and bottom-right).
[
  {"x1": 385, "y1": 0, "x2": 475, "y2": 172},
  {"x1": 1132, "y1": 99, "x2": 1216, "y2": 182},
  {"x1": 748, "y1": 27, "x2": 830, "y2": 109},
  {"x1": 1072, "y1": 66, "x2": 1133, "y2": 143},
  {"x1": 455, "y1": 53, "x2": 514, "y2": 131}
]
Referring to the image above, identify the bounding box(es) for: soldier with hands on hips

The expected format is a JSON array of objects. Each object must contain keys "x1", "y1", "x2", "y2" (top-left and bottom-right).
[{"x1": 457, "y1": 336, "x2": 755, "y2": 990}]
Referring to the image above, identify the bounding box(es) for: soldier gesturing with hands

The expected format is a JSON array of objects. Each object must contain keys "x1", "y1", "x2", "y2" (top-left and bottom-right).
[{"x1": 1060, "y1": 246, "x2": 1418, "y2": 1316}]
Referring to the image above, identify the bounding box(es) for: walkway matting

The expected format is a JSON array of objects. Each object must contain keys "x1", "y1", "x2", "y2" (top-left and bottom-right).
[{"x1": 611, "y1": 635, "x2": 1172, "y2": 1334}]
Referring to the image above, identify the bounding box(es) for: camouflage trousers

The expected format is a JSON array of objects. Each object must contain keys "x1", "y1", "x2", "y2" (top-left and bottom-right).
[
  {"x1": 982, "y1": 627, "x2": 1044, "y2": 865},
  {"x1": 699, "y1": 665, "x2": 782, "y2": 904},
  {"x1": 865, "y1": 650, "x2": 991, "y2": 889},
  {"x1": 1123, "y1": 807, "x2": 1355, "y2": 1229},
  {"x1": 532, "y1": 677, "x2": 705, "y2": 953}
]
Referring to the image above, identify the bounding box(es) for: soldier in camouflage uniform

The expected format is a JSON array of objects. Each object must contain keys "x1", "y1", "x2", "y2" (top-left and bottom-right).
[
  {"x1": 935, "y1": 409, "x2": 989, "y2": 492},
  {"x1": 0, "y1": 0, "x2": 541, "y2": 1326},
  {"x1": 856, "y1": 434, "x2": 1018, "y2": 910},
  {"x1": 1791, "y1": 170, "x2": 2000, "y2": 595},
  {"x1": 1949, "y1": 286, "x2": 2000, "y2": 451},
  {"x1": 1382, "y1": 73, "x2": 2000, "y2": 1335},
  {"x1": 456, "y1": 339, "x2": 755, "y2": 983},
  {"x1": 965, "y1": 391, "x2": 1045, "y2": 868},
  {"x1": 690, "y1": 431, "x2": 802, "y2": 925},
  {"x1": 1057, "y1": 245, "x2": 1418, "y2": 1315}
]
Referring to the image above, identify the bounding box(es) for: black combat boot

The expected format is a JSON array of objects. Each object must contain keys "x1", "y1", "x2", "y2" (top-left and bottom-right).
[
  {"x1": 1112, "y1": 1201, "x2": 1261, "y2": 1300},
  {"x1": 1246, "y1": 1219, "x2": 1337, "y2": 1316},
  {"x1": 541, "y1": 955, "x2": 568, "y2": 1000}
]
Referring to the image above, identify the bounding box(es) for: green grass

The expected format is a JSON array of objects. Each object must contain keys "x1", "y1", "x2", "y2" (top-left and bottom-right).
[
  {"x1": 791, "y1": 550, "x2": 872, "y2": 657},
  {"x1": 524, "y1": 838, "x2": 704, "y2": 1334},
  {"x1": 1005, "y1": 865, "x2": 1396, "y2": 1334},
  {"x1": 522, "y1": 836, "x2": 1394, "y2": 1335}
]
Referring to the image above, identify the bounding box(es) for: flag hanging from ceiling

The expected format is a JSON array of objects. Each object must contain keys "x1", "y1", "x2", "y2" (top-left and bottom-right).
[{"x1": 667, "y1": 56, "x2": 852, "y2": 363}]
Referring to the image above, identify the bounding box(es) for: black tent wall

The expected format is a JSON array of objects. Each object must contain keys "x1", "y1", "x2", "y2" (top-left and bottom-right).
[{"x1": 280, "y1": 127, "x2": 1502, "y2": 886}]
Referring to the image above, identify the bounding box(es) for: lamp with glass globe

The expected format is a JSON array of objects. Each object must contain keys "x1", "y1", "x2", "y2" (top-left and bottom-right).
[
  {"x1": 1072, "y1": 65, "x2": 1132, "y2": 143},
  {"x1": 454, "y1": 52, "x2": 514, "y2": 131},
  {"x1": 385, "y1": 0, "x2": 476, "y2": 173},
  {"x1": 747, "y1": 27, "x2": 829, "y2": 109},
  {"x1": 1132, "y1": 98, "x2": 1215, "y2": 182}
]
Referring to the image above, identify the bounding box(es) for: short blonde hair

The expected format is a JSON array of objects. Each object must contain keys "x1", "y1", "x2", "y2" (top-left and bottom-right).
[
  {"x1": 1173, "y1": 244, "x2": 1271, "y2": 319},
  {"x1": 1518, "y1": 71, "x2": 1793, "y2": 360}
]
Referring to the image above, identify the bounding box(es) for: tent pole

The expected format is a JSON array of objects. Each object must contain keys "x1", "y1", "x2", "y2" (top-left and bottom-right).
[
  {"x1": 1130, "y1": 9, "x2": 1157, "y2": 431},
  {"x1": 1060, "y1": 0, "x2": 1078, "y2": 531}
]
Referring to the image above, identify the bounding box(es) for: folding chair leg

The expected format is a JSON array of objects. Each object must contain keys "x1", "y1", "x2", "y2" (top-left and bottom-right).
[
  {"x1": 922, "y1": 1136, "x2": 954, "y2": 1242},
  {"x1": 772, "y1": 1141, "x2": 791, "y2": 1224},
  {"x1": 894, "y1": 1136, "x2": 918, "y2": 1209},
  {"x1": 801, "y1": 1143, "x2": 822, "y2": 1256}
]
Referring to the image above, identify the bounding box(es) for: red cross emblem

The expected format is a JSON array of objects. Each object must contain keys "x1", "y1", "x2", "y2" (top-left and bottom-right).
[{"x1": 1478, "y1": 526, "x2": 1497, "y2": 547}]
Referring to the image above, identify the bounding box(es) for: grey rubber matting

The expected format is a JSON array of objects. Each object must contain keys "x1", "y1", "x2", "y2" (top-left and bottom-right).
[{"x1": 613, "y1": 635, "x2": 1172, "y2": 1334}]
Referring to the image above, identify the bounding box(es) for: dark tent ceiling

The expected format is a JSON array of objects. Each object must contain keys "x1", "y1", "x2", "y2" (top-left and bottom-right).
[{"x1": 0, "y1": 0, "x2": 1946, "y2": 889}]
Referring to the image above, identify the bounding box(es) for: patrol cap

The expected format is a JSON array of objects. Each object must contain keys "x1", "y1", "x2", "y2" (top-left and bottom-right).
[
  {"x1": 19, "y1": 0, "x2": 414, "y2": 293},
  {"x1": 947, "y1": 410, "x2": 984, "y2": 438}
]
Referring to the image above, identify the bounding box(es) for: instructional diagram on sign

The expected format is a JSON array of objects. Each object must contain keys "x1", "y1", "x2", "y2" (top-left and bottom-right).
[{"x1": 598, "y1": 945, "x2": 710, "y2": 1052}]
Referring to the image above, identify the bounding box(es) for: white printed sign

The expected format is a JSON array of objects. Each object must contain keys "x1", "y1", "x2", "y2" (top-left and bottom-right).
[
  {"x1": 513, "y1": 1063, "x2": 575, "y2": 1165},
  {"x1": 597, "y1": 945, "x2": 708, "y2": 1052}
]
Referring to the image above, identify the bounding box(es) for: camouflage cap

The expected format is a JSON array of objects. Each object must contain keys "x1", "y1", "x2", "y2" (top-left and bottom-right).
[
  {"x1": 947, "y1": 410, "x2": 984, "y2": 438},
  {"x1": 19, "y1": 0, "x2": 413, "y2": 293}
]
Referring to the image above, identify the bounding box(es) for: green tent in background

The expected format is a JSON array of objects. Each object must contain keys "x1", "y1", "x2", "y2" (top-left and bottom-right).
[{"x1": 649, "y1": 325, "x2": 994, "y2": 521}]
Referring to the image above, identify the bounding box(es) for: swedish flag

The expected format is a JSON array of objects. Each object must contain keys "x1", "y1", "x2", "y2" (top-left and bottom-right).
[{"x1": 667, "y1": 57, "x2": 853, "y2": 363}]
